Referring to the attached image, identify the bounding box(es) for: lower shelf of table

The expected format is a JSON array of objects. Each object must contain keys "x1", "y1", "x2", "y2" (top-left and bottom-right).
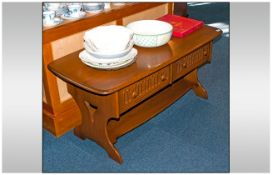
[{"x1": 107, "y1": 76, "x2": 195, "y2": 143}]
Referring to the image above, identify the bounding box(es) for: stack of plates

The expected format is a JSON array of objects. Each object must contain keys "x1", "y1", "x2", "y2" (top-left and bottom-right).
[
  {"x1": 79, "y1": 25, "x2": 137, "y2": 70},
  {"x1": 79, "y1": 48, "x2": 137, "y2": 70}
]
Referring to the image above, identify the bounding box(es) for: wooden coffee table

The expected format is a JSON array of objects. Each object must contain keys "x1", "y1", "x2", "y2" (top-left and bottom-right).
[{"x1": 48, "y1": 25, "x2": 222, "y2": 164}]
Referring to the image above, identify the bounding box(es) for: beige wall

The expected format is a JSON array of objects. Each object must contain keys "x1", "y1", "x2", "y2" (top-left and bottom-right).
[
  {"x1": 50, "y1": 4, "x2": 169, "y2": 103},
  {"x1": 123, "y1": 4, "x2": 168, "y2": 25}
]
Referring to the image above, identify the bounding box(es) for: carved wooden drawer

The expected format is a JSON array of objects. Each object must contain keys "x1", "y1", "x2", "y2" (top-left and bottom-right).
[
  {"x1": 118, "y1": 66, "x2": 170, "y2": 113},
  {"x1": 172, "y1": 42, "x2": 211, "y2": 81}
]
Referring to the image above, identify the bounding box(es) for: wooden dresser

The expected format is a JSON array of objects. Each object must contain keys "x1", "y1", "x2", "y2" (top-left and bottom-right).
[
  {"x1": 43, "y1": 3, "x2": 175, "y2": 137},
  {"x1": 48, "y1": 25, "x2": 222, "y2": 163}
]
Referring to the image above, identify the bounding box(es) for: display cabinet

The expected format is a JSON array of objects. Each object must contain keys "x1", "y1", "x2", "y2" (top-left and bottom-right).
[{"x1": 43, "y1": 3, "x2": 174, "y2": 137}]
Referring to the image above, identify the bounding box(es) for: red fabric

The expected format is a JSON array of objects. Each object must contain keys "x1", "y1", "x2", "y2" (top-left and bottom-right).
[{"x1": 157, "y1": 14, "x2": 204, "y2": 38}]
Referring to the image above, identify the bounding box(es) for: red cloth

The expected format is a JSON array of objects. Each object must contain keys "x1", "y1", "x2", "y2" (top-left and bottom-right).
[{"x1": 157, "y1": 14, "x2": 204, "y2": 38}]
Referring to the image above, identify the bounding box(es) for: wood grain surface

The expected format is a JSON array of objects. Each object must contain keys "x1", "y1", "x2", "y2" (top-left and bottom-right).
[
  {"x1": 48, "y1": 26, "x2": 221, "y2": 95},
  {"x1": 48, "y1": 25, "x2": 222, "y2": 163}
]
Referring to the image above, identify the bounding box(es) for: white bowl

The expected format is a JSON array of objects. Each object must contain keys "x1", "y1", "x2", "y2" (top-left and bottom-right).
[
  {"x1": 84, "y1": 25, "x2": 134, "y2": 52},
  {"x1": 127, "y1": 20, "x2": 173, "y2": 48},
  {"x1": 84, "y1": 40, "x2": 134, "y2": 59}
]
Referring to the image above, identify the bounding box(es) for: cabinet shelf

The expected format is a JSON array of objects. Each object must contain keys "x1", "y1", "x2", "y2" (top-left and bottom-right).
[{"x1": 43, "y1": 3, "x2": 166, "y2": 44}]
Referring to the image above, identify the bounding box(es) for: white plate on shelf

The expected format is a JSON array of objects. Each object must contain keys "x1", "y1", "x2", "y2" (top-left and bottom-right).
[
  {"x1": 85, "y1": 9, "x2": 104, "y2": 13},
  {"x1": 61, "y1": 11, "x2": 86, "y2": 20},
  {"x1": 112, "y1": 3, "x2": 126, "y2": 6},
  {"x1": 43, "y1": 17, "x2": 63, "y2": 27},
  {"x1": 79, "y1": 48, "x2": 137, "y2": 70}
]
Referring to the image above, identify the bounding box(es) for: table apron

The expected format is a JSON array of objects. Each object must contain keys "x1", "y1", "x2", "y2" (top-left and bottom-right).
[{"x1": 117, "y1": 42, "x2": 212, "y2": 114}]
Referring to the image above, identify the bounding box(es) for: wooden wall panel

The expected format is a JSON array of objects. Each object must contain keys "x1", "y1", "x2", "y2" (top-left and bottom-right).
[
  {"x1": 42, "y1": 85, "x2": 47, "y2": 103},
  {"x1": 51, "y1": 21, "x2": 117, "y2": 102},
  {"x1": 56, "y1": 78, "x2": 71, "y2": 103},
  {"x1": 123, "y1": 4, "x2": 168, "y2": 25},
  {"x1": 51, "y1": 32, "x2": 85, "y2": 60},
  {"x1": 51, "y1": 21, "x2": 117, "y2": 60}
]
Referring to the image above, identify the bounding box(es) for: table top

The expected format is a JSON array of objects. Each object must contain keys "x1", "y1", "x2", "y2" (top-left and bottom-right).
[{"x1": 48, "y1": 25, "x2": 221, "y2": 95}]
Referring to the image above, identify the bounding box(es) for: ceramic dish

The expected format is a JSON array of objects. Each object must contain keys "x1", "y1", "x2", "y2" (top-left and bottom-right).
[
  {"x1": 79, "y1": 48, "x2": 137, "y2": 64},
  {"x1": 127, "y1": 20, "x2": 173, "y2": 48},
  {"x1": 45, "y1": 3, "x2": 61, "y2": 11},
  {"x1": 61, "y1": 11, "x2": 86, "y2": 20},
  {"x1": 43, "y1": 3, "x2": 68, "y2": 16},
  {"x1": 55, "y1": 6, "x2": 69, "y2": 16},
  {"x1": 112, "y1": 3, "x2": 126, "y2": 6},
  {"x1": 80, "y1": 49, "x2": 136, "y2": 65},
  {"x1": 83, "y1": 3, "x2": 104, "y2": 13},
  {"x1": 79, "y1": 48, "x2": 137, "y2": 70},
  {"x1": 81, "y1": 56, "x2": 136, "y2": 70},
  {"x1": 43, "y1": 17, "x2": 63, "y2": 27},
  {"x1": 84, "y1": 25, "x2": 134, "y2": 52},
  {"x1": 84, "y1": 9, "x2": 104, "y2": 13},
  {"x1": 84, "y1": 40, "x2": 134, "y2": 59}
]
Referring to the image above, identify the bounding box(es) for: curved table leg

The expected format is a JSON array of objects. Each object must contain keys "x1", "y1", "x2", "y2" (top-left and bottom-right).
[
  {"x1": 193, "y1": 81, "x2": 208, "y2": 99},
  {"x1": 74, "y1": 127, "x2": 86, "y2": 140},
  {"x1": 93, "y1": 113, "x2": 123, "y2": 163},
  {"x1": 185, "y1": 69, "x2": 208, "y2": 99},
  {"x1": 67, "y1": 84, "x2": 123, "y2": 164}
]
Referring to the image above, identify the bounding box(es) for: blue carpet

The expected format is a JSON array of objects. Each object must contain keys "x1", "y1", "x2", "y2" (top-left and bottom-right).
[{"x1": 43, "y1": 2, "x2": 229, "y2": 172}]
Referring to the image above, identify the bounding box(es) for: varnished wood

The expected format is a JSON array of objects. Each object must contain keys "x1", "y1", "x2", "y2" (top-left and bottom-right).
[
  {"x1": 43, "y1": 3, "x2": 173, "y2": 137},
  {"x1": 172, "y1": 42, "x2": 211, "y2": 81},
  {"x1": 118, "y1": 66, "x2": 170, "y2": 113},
  {"x1": 48, "y1": 25, "x2": 221, "y2": 163},
  {"x1": 43, "y1": 100, "x2": 81, "y2": 137},
  {"x1": 207, "y1": 42, "x2": 213, "y2": 63},
  {"x1": 116, "y1": 18, "x2": 123, "y2": 25},
  {"x1": 43, "y1": 43, "x2": 61, "y2": 111},
  {"x1": 43, "y1": 43, "x2": 82, "y2": 137},
  {"x1": 174, "y1": 2, "x2": 188, "y2": 17},
  {"x1": 168, "y1": 2, "x2": 174, "y2": 14},
  {"x1": 108, "y1": 72, "x2": 195, "y2": 143},
  {"x1": 186, "y1": 69, "x2": 208, "y2": 99},
  {"x1": 48, "y1": 26, "x2": 221, "y2": 95},
  {"x1": 67, "y1": 84, "x2": 123, "y2": 163},
  {"x1": 43, "y1": 109, "x2": 56, "y2": 134},
  {"x1": 43, "y1": 102, "x2": 53, "y2": 114}
]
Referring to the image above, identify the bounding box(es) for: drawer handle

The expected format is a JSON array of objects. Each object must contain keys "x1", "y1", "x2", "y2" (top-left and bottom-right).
[
  {"x1": 161, "y1": 75, "x2": 167, "y2": 81},
  {"x1": 182, "y1": 63, "x2": 187, "y2": 68},
  {"x1": 204, "y1": 50, "x2": 208, "y2": 56},
  {"x1": 132, "y1": 91, "x2": 137, "y2": 98}
]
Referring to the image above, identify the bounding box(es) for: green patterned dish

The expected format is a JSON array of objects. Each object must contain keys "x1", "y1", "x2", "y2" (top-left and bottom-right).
[{"x1": 127, "y1": 20, "x2": 173, "y2": 48}]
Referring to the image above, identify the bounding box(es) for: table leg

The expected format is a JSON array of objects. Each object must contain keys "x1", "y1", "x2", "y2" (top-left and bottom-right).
[
  {"x1": 67, "y1": 84, "x2": 123, "y2": 164},
  {"x1": 185, "y1": 69, "x2": 208, "y2": 99}
]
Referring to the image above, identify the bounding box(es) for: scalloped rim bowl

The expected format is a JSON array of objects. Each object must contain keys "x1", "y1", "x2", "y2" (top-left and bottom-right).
[
  {"x1": 84, "y1": 40, "x2": 134, "y2": 59},
  {"x1": 127, "y1": 20, "x2": 173, "y2": 47}
]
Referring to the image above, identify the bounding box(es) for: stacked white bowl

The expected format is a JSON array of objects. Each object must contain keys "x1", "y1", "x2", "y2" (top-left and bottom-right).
[{"x1": 80, "y1": 25, "x2": 137, "y2": 70}]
